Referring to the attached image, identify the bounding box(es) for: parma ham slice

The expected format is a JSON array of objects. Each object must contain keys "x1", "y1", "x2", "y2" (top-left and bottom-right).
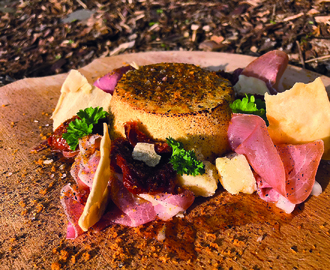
[
  {"x1": 70, "y1": 156, "x2": 91, "y2": 191},
  {"x1": 256, "y1": 174, "x2": 296, "y2": 214},
  {"x1": 276, "y1": 141, "x2": 324, "y2": 204},
  {"x1": 110, "y1": 175, "x2": 157, "y2": 227},
  {"x1": 61, "y1": 135, "x2": 105, "y2": 238},
  {"x1": 60, "y1": 184, "x2": 85, "y2": 239},
  {"x1": 94, "y1": 177, "x2": 195, "y2": 230},
  {"x1": 93, "y1": 65, "x2": 134, "y2": 94},
  {"x1": 70, "y1": 135, "x2": 102, "y2": 189},
  {"x1": 228, "y1": 114, "x2": 323, "y2": 207},
  {"x1": 138, "y1": 189, "x2": 195, "y2": 221},
  {"x1": 241, "y1": 50, "x2": 288, "y2": 93},
  {"x1": 233, "y1": 50, "x2": 289, "y2": 95},
  {"x1": 228, "y1": 113, "x2": 287, "y2": 197}
]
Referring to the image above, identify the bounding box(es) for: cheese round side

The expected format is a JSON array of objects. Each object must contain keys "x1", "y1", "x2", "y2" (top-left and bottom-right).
[{"x1": 110, "y1": 63, "x2": 234, "y2": 161}]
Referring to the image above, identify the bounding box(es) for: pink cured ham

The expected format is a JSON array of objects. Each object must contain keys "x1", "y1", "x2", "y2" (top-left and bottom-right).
[
  {"x1": 228, "y1": 114, "x2": 324, "y2": 205},
  {"x1": 256, "y1": 175, "x2": 296, "y2": 214},
  {"x1": 62, "y1": 149, "x2": 80, "y2": 159},
  {"x1": 93, "y1": 65, "x2": 134, "y2": 94},
  {"x1": 93, "y1": 199, "x2": 153, "y2": 231},
  {"x1": 110, "y1": 175, "x2": 157, "y2": 227},
  {"x1": 228, "y1": 114, "x2": 287, "y2": 197},
  {"x1": 138, "y1": 189, "x2": 195, "y2": 221},
  {"x1": 93, "y1": 204, "x2": 134, "y2": 231},
  {"x1": 94, "y1": 177, "x2": 195, "y2": 230},
  {"x1": 70, "y1": 135, "x2": 102, "y2": 189},
  {"x1": 70, "y1": 157, "x2": 90, "y2": 191},
  {"x1": 60, "y1": 184, "x2": 85, "y2": 239},
  {"x1": 240, "y1": 50, "x2": 289, "y2": 94},
  {"x1": 61, "y1": 135, "x2": 104, "y2": 239},
  {"x1": 257, "y1": 142, "x2": 324, "y2": 207},
  {"x1": 276, "y1": 141, "x2": 324, "y2": 204},
  {"x1": 76, "y1": 151, "x2": 100, "y2": 187}
]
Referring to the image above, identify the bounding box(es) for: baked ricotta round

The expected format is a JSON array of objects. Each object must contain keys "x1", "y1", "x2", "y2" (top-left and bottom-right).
[{"x1": 110, "y1": 63, "x2": 234, "y2": 161}]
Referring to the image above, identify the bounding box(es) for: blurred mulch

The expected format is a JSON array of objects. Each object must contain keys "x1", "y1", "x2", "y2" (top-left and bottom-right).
[{"x1": 1, "y1": 0, "x2": 330, "y2": 86}]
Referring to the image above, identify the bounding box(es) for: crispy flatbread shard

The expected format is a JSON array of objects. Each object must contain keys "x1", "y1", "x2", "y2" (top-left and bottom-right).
[
  {"x1": 51, "y1": 70, "x2": 112, "y2": 131},
  {"x1": 265, "y1": 77, "x2": 330, "y2": 160},
  {"x1": 78, "y1": 123, "x2": 112, "y2": 231}
]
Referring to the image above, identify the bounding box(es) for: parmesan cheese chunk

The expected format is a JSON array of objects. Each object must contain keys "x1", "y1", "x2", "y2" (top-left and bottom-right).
[
  {"x1": 176, "y1": 161, "x2": 219, "y2": 197},
  {"x1": 132, "y1": 142, "x2": 161, "y2": 167},
  {"x1": 265, "y1": 77, "x2": 330, "y2": 160},
  {"x1": 233, "y1": 74, "x2": 270, "y2": 95},
  {"x1": 216, "y1": 154, "x2": 257, "y2": 195},
  {"x1": 51, "y1": 70, "x2": 112, "y2": 130},
  {"x1": 78, "y1": 123, "x2": 111, "y2": 231}
]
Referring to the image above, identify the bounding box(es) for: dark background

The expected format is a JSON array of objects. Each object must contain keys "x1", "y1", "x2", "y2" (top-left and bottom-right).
[{"x1": 1, "y1": 0, "x2": 330, "y2": 86}]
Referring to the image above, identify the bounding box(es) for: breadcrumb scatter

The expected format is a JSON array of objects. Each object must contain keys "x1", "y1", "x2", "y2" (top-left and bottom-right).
[
  {"x1": 83, "y1": 252, "x2": 91, "y2": 262},
  {"x1": 59, "y1": 250, "x2": 69, "y2": 261},
  {"x1": 51, "y1": 262, "x2": 61, "y2": 270}
]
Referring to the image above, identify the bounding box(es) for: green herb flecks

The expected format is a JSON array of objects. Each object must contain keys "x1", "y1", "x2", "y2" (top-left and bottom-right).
[
  {"x1": 62, "y1": 107, "x2": 109, "y2": 150},
  {"x1": 230, "y1": 94, "x2": 267, "y2": 123},
  {"x1": 166, "y1": 137, "x2": 205, "y2": 176}
]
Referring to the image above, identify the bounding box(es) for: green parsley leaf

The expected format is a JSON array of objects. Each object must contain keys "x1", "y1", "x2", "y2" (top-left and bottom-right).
[
  {"x1": 76, "y1": 106, "x2": 109, "y2": 125},
  {"x1": 166, "y1": 137, "x2": 205, "y2": 176},
  {"x1": 230, "y1": 94, "x2": 267, "y2": 122},
  {"x1": 62, "y1": 107, "x2": 109, "y2": 150}
]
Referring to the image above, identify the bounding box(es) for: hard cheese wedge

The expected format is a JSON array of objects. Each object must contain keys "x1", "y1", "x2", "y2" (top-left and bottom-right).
[
  {"x1": 215, "y1": 154, "x2": 257, "y2": 195},
  {"x1": 78, "y1": 123, "x2": 111, "y2": 231},
  {"x1": 51, "y1": 70, "x2": 112, "y2": 130},
  {"x1": 265, "y1": 77, "x2": 330, "y2": 160},
  {"x1": 176, "y1": 161, "x2": 219, "y2": 197}
]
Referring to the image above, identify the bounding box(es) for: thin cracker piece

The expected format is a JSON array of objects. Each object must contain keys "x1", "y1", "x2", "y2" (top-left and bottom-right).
[
  {"x1": 51, "y1": 70, "x2": 112, "y2": 130},
  {"x1": 265, "y1": 77, "x2": 330, "y2": 159},
  {"x1": 78, "y1": 123, "x2": 112, "y2": 231}
]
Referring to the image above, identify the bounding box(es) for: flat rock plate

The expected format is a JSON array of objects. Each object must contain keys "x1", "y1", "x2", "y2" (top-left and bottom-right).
[{"x1": 1, "y1": 51, "x2": 330, "y2": 270}]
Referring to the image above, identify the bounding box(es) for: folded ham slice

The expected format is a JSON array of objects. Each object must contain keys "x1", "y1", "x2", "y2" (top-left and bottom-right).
[
  {"x1": 93, "y1": 65, "x2": 134, "y2": 94},
  {"x1": 228, "y1": 114, "x2": 324, "y2": 207},
  {"x1": 256, "y1": 175, "x2": 296, "y2": 214},
  {"x1": 233, "y1": 50, "x2": 289, "y2": 95},
  {"x1": 60, "y1": 184, "x2": 85, "y2": 239},
  {"x1": 276, "y1": 141, "x2": 324, "y2": 204},
  {"x1": 92, "y1": 176, "x2": 196, "y2": 232},
  {"x1": 70, "y1": 134, "x2": 102, "y2": 189},
  {"x1": 109, "y1": 175, "x2": 157, "y2": 227},
  {"x1": 240, "y1": 50, "x2": 288, "y2": 94},
  {"x1": 138, "y1": 189, "x2": 195, "y2": 221},
  {"x1": 228, "y1": 114, "x2": 287, "y2": 196},
  {"x1": 61, "y1": 135, "x2": 104, "y2": 239}
]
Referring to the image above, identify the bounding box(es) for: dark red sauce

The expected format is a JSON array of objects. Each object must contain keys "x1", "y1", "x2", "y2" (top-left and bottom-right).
[
  {"x1": 111, "y1": 122, "x2": 177, "y2": 194},
  {"x1": 124, "y1": 121, "x2": 172, "y2": 154},
  {"x1": 47, "y1": 115, "x2": 79, "y2": 153}
]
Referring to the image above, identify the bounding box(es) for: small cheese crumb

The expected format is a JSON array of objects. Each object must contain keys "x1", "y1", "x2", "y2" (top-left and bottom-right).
[
  {"x1": 257, "y1": 235, "x2": 264, "y2": 242},
  {"x1": 43, "y1": 159, "x2": 53, "y2": 165},
  {"x1": 132, "y1": 143, "x2": 161, "y2": 167},
  {"x1": 216, "y1": 153, "x2": 257, "y2": 195},
  {"x1": 156, "y1": 225, "x2": 166, "y2": 241},
  {"x1": 311, "y1": 181, "x2": 322, "y2": 196},
  {"x1": 130, "y1": 61, "x2": 139, "y2": 70}
]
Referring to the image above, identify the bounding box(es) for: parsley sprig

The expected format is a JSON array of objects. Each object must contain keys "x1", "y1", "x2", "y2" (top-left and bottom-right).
[
  {"x1": 62, "y1": 107, "x2": 109, "y2": 150},
  {"x1": 230, "y1": 94, "x2": 267, "y2": 122},
  {"x1": 166, "y1": 137, "x2": 205, "y2": 176}
]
